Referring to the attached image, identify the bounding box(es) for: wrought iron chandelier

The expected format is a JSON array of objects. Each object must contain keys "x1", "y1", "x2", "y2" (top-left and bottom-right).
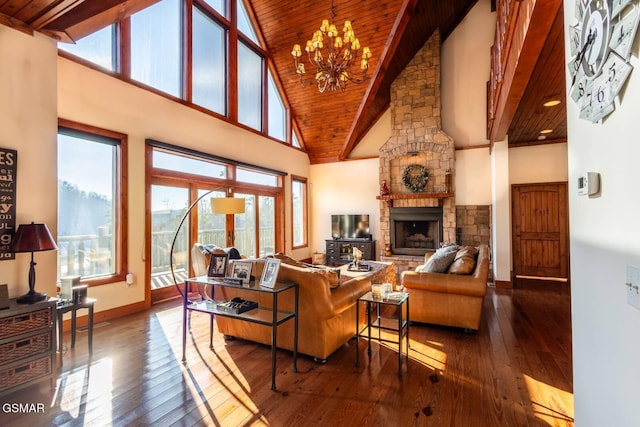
[{"x1": 291, "y1": 0, "x2": 372, "y2": 93}]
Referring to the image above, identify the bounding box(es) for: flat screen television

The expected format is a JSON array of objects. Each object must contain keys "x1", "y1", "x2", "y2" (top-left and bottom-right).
[{"x1": 331, "y1": 214, "x2": 371, "y2": 240}]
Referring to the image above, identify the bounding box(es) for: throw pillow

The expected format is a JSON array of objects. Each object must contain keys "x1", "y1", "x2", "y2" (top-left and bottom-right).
[
  {"x1": 423, "y1": 245, "x2": 459, "y2": 273},
  {"x1": 448, "y1": 246, "x2": 478, "y2": 275}
]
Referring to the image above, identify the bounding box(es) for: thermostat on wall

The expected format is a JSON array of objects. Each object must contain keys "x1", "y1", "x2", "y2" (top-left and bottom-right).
[{"x1": 577, "y1": 172, "x2": 599, "y2": 196}]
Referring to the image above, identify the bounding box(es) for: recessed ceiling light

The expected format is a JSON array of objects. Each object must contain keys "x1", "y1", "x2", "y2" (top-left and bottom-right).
[
  {"x1": 540, "y1": 129, "x2": 553, "y2": 134},
  {"x1": 543, "y1": 99, "x2": 561, "y2": 107},
  {"x1": 538, "y1": 135, "x2": 547, "y2": 140}
]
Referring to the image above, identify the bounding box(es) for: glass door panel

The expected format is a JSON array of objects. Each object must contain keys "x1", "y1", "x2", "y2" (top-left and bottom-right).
[
  {"x1": 197, "y1": 190, "x2": 227, "y2": 247},
  {"x1": 151, "y1": 185, "x2": 189, "y2": 289},
  {"x1": 259, "y1": 195, "x2": 275, "y2": 257},
  {"x1": 235, "y1": 194, "x2": 256, "y2": 257}
]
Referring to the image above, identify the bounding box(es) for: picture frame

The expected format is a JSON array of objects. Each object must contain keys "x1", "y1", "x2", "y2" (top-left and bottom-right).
[
  {"x1": 208, "y1": 253, "x2": 229, "y2": 278},
  {"x1": 260, "y1": 258, "x2": 280, "y2": 288},
  {"x1": 229, "y1": 260, "x2": 253, "y2": 284}
]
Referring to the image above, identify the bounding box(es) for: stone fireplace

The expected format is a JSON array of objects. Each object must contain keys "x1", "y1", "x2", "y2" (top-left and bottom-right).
[
  {"x1": 379, "y1": 29, "x2": 456, "y2": 264},
  {"x1": 390, "y1": 207, "x2": 442, "y2": 256}
]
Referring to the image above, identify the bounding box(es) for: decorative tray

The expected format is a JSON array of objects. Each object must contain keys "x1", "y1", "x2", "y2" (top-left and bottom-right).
[
  {"x1": 347, "y1": 263, "x2": 371, "y2": 272},
  {"x1": 216, "y1": 298, "x2": 258, "y2": 314}
]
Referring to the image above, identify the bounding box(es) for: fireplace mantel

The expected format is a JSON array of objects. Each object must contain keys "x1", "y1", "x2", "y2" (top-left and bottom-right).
[{"x1": 376, "y1": 192, "x2": 454, "y2": 207}]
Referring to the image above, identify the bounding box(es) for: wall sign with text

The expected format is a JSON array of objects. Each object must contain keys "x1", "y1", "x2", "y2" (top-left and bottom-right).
[{"x1": 0, "y1": 147, "x2": 16, "y2": 260}]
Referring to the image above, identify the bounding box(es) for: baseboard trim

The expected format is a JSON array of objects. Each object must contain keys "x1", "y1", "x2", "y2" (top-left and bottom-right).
[
  {"x1": 494, "y1": 280, "x2": 513, "y2": 289},
  {"x1": 59, "y1": 300, "x2": 148, "y2": 331}
]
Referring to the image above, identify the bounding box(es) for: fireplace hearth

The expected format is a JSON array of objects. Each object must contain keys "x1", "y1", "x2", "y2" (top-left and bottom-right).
[{"x1": 390, "y1": 207, "x2": 443, "y2": 256}]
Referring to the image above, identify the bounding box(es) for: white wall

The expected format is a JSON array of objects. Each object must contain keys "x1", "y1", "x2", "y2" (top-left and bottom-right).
[
  {"x1": 565, "y1": 1, "x2": 640, "y2": 424},
  {"x1": 491, "y1": 140, "x2": 511, "y2": 282},
  {"x1": 442, "y1": 0, "x2": 495, "y2": 147},
  {"x1": 309, "y1": 159, "x2": 380, "y2": 257},
  {"x1": 510, "y1": 143, "x2": 568, "y2": 184},
  {"x1": 348, "y1": 109, "x2": 391, "y2": 159},
  {"x1": 0, "y1": 27, "x2": 58, "y2": 299},
  {"x1": 455, "y1": 147, "x2": 492, "y2": 205}
]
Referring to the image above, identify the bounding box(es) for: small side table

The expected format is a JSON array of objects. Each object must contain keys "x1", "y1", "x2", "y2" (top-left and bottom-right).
[
  {"x1": 56, "y1": 298, "x2": 96, "y2": 364},
  {"x1": 356, "y1": 291, "x2": 409, "y2": 376}
]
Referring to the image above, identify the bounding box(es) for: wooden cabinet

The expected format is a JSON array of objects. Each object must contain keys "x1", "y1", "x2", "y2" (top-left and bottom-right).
[
  {"x1": 326, "y1": 240, "x2": 376, "y2": 265},
  {"x1": 0, "y1": 299, "x2": 56, "y2": 396}
]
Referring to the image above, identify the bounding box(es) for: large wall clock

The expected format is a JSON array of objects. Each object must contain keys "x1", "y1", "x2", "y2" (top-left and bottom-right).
[{"x1": 568, "y1": 0, "x2": 640, "y2": 122}]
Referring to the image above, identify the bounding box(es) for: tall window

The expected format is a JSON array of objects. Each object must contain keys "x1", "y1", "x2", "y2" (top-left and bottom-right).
[
  {"x1": 268, "y1": 71, "x2": 286, "y2": 141},
  {"x1": 59, "y1": 25, "x2": 115, "y2": 71},
  {"x1": 237, "y1": 41, "x2": 263, "y2": 130},
  {"x1": 291, "y1": 176, "x2": 308, "y2": 248},
  {"x1": 57, "y1": 122, "x2": 127, "y2": 285},
  {"x1": 131, "y1": 0, "x2": 182, "y2": 97},
  {"x1": 192, "y1": 5, "x2": 227, "y2": 115}
]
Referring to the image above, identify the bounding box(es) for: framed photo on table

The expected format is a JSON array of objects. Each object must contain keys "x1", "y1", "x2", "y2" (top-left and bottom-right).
[
  {"x1": 229, "y1": 260, "x2": 253, "y2": 284},
  {"x1": 208, "y1": 253, "x2": 229, "y2": 278},
  {"x1": 260, "y1": 258, "x2": 280, "y2": 288}
]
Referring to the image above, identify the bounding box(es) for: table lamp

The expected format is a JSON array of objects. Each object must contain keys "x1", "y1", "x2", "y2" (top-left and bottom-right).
[{"x1": 12, "y1": 222, "x2": 58, "y2": 304}]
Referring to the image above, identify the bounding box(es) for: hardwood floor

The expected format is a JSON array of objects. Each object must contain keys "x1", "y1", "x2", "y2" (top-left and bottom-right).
[{"x1": 2, "y1": 284, "x2": 573, "y2": 426}]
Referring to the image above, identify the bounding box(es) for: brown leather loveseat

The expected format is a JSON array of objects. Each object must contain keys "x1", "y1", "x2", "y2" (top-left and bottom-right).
[
  {"x1": 401, "y1": 245, "x2": 490, "y2": 331},
  {"x1": 191, "y1": 245, "x2": 373, "y2": 362}
]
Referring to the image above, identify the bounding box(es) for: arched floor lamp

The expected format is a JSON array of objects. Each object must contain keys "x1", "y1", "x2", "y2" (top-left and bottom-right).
[{"x1": 169, "y1": 186, "x2": 245, "y2": 297}]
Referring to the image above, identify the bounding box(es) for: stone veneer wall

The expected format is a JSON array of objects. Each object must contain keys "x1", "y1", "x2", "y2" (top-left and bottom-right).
[
  {"x1": 379, "y1": 29, "x2": 456, "y2": 253},
  {"x1": 456, "y1": 205, "x2": 492, "y2": 247}
]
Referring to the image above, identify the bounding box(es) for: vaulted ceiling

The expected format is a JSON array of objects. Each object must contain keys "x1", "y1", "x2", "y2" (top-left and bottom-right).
[{"x1": 0, "y1": 0, "x2": 566, "y2": 163}]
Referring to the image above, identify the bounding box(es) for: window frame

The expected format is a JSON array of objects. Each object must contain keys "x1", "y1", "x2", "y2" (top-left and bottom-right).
[
  {"x1": 146, "y1": 141, "x2": 286, "y2": 302},
  {"x1": 57, "y1": 119, "x2": 128, "y2": 287},
  {"x1": 291, "y1": 175, "x2": 308, "y2": 250},
  {"x1": 56, "y1": 0, "x2": 304, "y2": 149}
]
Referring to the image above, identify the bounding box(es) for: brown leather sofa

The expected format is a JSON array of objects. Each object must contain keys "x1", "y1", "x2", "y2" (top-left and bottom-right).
[
  {"x1": 401, "y1": 245, "x2": 490, "y2": 331},
  {"x1": 190, "y1": 245, "x2": 374, "y2": 362}
]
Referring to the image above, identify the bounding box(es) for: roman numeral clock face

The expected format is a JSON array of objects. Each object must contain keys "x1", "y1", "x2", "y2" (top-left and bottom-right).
[{"x1": 568, "y1": 0, "x2": 640, "y2": 122}]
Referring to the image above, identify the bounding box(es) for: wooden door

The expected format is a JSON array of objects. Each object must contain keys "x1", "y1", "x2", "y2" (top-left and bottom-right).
[{"x1": 512, "y1": 182, "x2": 569, "y2": 280}]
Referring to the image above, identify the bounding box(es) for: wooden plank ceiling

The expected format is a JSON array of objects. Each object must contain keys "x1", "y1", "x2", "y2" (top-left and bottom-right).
[
  {"x1": 252, "y1": 0, "x2": 480, "y2": 163},
  {"x1": 0, "y1": 0, "x2": 566, "y2": 160},
  {"x1": 506, "y1": 5, "x2": 567, "y2": 147}
]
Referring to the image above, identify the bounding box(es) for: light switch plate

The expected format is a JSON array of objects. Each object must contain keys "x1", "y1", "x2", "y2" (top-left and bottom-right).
[{"x1": 626, "y1": 266, "x2": 640, "y2": 310}]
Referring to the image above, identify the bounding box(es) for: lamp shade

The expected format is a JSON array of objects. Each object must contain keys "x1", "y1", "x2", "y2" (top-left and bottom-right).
[
  {"x1": 12, "y1": 222, "x2": 58, "y2": 253},
  {"x1": 211, "y1": 197, "x2": 245, "y2": 215}
]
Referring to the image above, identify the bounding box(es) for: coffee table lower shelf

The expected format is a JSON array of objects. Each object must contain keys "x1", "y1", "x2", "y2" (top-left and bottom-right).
[{"x1": 182, "y1": 277, "x2": 299, "y2": 391}]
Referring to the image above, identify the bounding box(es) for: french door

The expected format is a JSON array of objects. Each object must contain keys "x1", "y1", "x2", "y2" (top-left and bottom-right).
[{"x1": 149, "y1": 183, "x2": 279, "y2": 303}]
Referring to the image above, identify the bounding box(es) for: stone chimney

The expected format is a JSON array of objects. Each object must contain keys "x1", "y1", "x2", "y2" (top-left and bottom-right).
[{"x1": 379, "y1": 29, "x2": 456, "y2": 253}]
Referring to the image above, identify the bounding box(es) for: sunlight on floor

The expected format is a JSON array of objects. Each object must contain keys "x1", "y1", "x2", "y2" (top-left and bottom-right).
[
  {"x1": 407, "y1": 337, "x2": 448, "y2": 371},
  {"x1": 155, "y1": 307, "x2": 263, "y2": 424},
  {"x1": 524, "y1": 374, "x2": 574, "y2": 425},
  {"x1": 57, "y1": 358, "x2": 113, "y2": 425}
]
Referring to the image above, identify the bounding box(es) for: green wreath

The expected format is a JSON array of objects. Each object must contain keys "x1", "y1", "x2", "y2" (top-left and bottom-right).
[{"x1": 402, "y1": 164, "x2": 429, "y2": 193}]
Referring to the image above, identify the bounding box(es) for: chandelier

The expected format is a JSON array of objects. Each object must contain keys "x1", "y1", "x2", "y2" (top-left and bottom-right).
[{"x1": 291, "y1": 0, "x2": 372, "y2": 93}]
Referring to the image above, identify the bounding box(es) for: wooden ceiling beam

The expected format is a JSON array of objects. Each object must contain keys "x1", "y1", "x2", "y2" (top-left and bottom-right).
[
  {"x1": 0, "y1": 11, "x2": 33, "y2": 36},
  {"x1": 488, "y1": 0, "x2": 563, "y2": 144},
  {"x1": 29, "y1": 0, "x2": 86, "y2": 29},
  {"x1": 339, "y1": 0, "x2": 418, "y2": 161},
  {"x1": 59, "y1": 0, "x2": 159, "y2": 42}
]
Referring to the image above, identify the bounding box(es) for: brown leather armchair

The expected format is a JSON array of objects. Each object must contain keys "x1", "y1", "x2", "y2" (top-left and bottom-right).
[{"x1": 401, "y1": 245, "x2": 490, "y2": 331}]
